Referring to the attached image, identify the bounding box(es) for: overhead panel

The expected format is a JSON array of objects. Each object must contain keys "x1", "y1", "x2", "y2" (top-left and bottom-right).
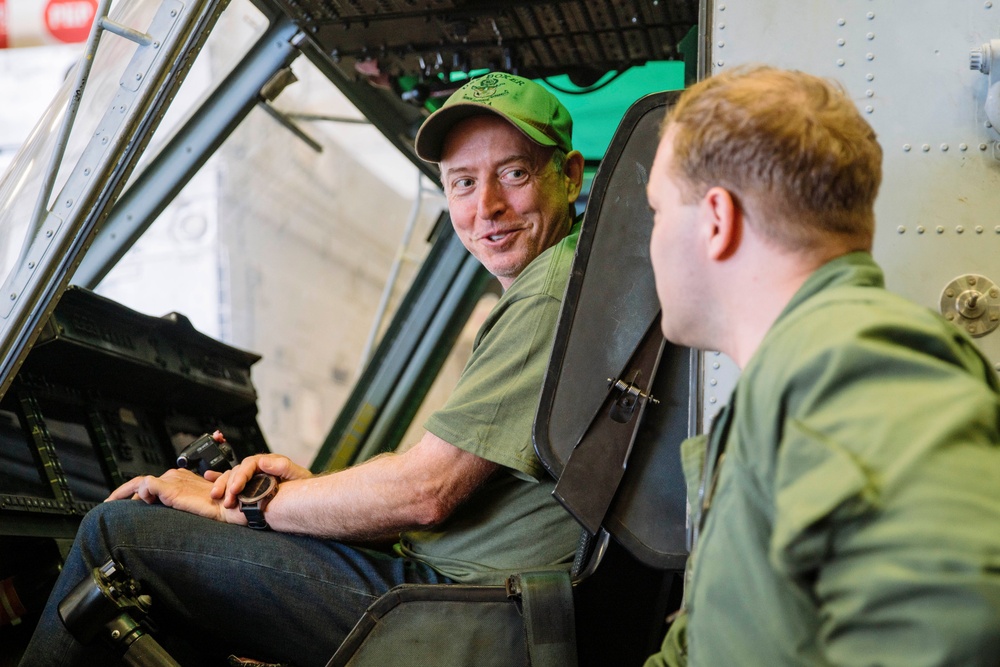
[{"x1": 269, "y1": 0, "x2": 698, "y2": 163}]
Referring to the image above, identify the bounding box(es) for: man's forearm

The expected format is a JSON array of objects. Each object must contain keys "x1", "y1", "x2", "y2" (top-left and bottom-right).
[{"x1": 253, "y1": 434, "x2": 497, "y2": 540}]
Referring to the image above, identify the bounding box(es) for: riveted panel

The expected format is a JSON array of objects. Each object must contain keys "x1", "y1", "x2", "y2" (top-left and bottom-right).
[{"x1": 700, "y1": 0, "x2": 1000, "y2": 413}]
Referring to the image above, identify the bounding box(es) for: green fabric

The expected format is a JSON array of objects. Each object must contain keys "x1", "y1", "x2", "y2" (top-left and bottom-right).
[
  {"x1": 415, "y1": 72, "x2": 573, "y2": 162},
  {"x1": 649, "y1": 252, "x2": 1000, "y2": 667},
  {"x1": 397, "y1": 223, "x2": 582, "y2": 584}
]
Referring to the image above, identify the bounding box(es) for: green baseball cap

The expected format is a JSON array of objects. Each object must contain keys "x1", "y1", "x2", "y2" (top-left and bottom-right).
[{"x1": 414, "y1": 72, "x2": 573, "y2": 163}]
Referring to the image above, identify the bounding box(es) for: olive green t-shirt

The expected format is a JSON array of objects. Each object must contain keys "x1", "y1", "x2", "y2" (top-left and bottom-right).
[{"x1": 397, "y1": 223, "x2": 582, "y2": 584}]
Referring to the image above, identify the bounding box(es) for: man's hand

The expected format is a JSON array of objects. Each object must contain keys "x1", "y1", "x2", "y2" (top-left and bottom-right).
[
  {"x1": 105, "y1": 468, "x2": 241, "y2": 524},
  {"x1": 210, "y1": 454, "x2": 314, "y2": 509}
]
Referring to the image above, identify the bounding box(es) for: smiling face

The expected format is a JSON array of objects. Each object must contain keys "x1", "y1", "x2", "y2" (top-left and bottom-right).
[{"x1": 439, "y1": 115, "x2": 582, "y2": 289}]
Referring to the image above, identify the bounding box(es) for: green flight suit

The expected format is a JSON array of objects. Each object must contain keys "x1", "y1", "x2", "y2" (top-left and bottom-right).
[{"x1": 647, "y1": 252, "x2": 1000, "y2": 666}]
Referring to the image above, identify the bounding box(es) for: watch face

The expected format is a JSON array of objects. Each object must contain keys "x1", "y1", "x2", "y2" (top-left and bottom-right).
[{"x1": 240, "y1": 473, "x2": 276, "y2": 503}]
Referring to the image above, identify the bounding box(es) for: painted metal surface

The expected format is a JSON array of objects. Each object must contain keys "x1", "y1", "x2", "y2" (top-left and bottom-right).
[{"x1": 700, "y1": 0, "x2": 1000, "y2": 426}]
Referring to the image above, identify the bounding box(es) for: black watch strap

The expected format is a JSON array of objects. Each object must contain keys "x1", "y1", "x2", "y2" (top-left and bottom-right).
[
  {"x1": 238, "y1": 473, "x2": 278, "y2": 530},
  {"x1": 241, "y1": 501, "x2": 270, "y2": 530}
]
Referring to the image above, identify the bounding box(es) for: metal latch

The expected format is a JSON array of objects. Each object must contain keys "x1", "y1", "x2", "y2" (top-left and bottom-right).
[{"x1": 606, "y1": 374, "x2": 659, "y2": 424}]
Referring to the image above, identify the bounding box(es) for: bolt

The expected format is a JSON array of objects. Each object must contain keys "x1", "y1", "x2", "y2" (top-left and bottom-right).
[
  {"x1": 837, "y1": 38, "x2": 846, "y2": 46},
  {"x1": 904, "y1": 144, "x2": 912, "y2": 151},
  {"x1": 946, "y1": 313, "x2": 956, "y2": 320},
  {"x1": 866, "y1": 73, "x2": 875, "y2": 81},
  {"x1": 936, "y1": 226, "x2": 945, "y2": 234},
  {"x1": 111, "y1": 630, "x2": 121, "y2": 640},
  {"x1": 991, "y1": 288, "x2": 999, "y2": 297},
  {"x1": 837, "y1": 59, "x2": 846, "y2": 67},
  {"x1": 946, "y1": 289, "x2": 956, "y2": 297},
  {"x1": 865, "y1": 105, "x2": 874, "y2": 113},
  {"x1": 867, "y1": 52, "x2": 875, "y2": 61},
  {"x1": 961, "y1": 143, "x2": 969, "y2": 151},
  {"x1": 956, "y1": 225, "x2": 964, "y2": 233},
  {"x1": 922, "y1": 144, "x2": 931, "y2": 152},
  {"x1": 977, "y1": 226, "x2": 985, "y2": 233},
  {"x1": 897, "y1": 225, "x2": 906, "y2": 234},
  {"x1": 866, "y1": 89, "x2": 874, "y2": 97},
  {"x1": 837, "y1": 17, "x2": 846, "y2": 25},
  {"x1": 867, "y1": 11, "x2": 875, "y2": 19},
  {"x1": 941, "y1": 144, "x2": 950, "y2": 151},
  {"x1": 916, "y1": 225, "x2": 926, "y2": 234}
]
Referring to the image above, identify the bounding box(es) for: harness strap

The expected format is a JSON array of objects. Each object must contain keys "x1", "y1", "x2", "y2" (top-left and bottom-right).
[{"x1": 512, "y1": 570, "x2": 577, "y2": 667}]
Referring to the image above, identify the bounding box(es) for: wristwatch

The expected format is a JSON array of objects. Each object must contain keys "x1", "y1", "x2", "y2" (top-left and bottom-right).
[{"x1": 238, "y1": 473, "x2": 279, "y2": 530}]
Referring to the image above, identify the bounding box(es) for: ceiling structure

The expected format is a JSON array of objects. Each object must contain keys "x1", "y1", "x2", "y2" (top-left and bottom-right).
[{"x1": 264, "y1": 0, "x2": 699, "y2": 171}]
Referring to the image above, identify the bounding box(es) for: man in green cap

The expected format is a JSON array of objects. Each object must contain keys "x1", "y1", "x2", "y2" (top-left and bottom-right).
[{"x1": 20, "y1": 73, "x2": 586, "y2": 666}]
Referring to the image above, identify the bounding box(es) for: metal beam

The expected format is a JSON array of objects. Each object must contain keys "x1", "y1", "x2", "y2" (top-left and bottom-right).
[{"x1": 74, "y1": 17, "x2": 301, "y2": 289}]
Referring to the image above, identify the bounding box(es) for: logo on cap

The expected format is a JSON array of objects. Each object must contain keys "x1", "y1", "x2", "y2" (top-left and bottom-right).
[{"x1": 468, "y1": 75, "x2": 502, "y2": 100}]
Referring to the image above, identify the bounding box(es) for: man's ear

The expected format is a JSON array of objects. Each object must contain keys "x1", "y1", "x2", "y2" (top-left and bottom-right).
[
  {"x1": 701, "y1": 186, "x2": 741, "y2": 261},
  {"x1": 563, "y1": 150, "x2": 585, "y2": 202}
]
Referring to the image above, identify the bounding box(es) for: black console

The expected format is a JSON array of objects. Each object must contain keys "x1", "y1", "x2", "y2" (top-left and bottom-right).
[{"x1": 0, "y1": 286, "x2": 269, "y2": 653}]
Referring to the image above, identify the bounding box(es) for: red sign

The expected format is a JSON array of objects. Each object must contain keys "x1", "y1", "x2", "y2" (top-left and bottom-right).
[
  {"x1": 0, "y1": 0, "x2": 8, "y2": 49},
  {"x1": 44, "y1": 0, "x2": 97, "y2": 44}
]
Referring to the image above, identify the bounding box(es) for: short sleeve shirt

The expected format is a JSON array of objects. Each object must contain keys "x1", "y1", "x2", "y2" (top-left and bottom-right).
[{"x1": 397, "y1": 222, "x2": 583, "y2": 584}]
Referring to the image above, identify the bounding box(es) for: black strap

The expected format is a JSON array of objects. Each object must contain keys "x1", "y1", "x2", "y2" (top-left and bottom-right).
[{"x1": 515, "y1": 570, "x2": 577, "y2": 667}]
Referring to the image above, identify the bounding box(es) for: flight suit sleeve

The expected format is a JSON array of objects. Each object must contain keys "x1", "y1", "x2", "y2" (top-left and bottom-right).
[{"x1": 768, "y1": 328, "x2": 1000, "y2": 666}]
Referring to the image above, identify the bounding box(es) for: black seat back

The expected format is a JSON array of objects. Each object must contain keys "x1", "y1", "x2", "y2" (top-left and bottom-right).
[{"x1": 535, "y1": 90, "x2": 690, "y2": 570}]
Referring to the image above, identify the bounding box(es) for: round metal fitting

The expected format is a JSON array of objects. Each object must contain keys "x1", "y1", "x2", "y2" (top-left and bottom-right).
[{"x1": 939, "y1": 274, "x2": 1000, "y2": 337}]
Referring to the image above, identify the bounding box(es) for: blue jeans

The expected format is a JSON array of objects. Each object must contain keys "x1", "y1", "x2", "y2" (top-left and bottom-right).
[{"x1": 18, "y1": 501, "x2": 453, "y2": 667}]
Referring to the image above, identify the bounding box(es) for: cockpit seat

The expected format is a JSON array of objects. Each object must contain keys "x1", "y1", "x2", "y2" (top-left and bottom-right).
[{"x1": 326, "y1": 89, "x2": 690, "y2": 667}]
